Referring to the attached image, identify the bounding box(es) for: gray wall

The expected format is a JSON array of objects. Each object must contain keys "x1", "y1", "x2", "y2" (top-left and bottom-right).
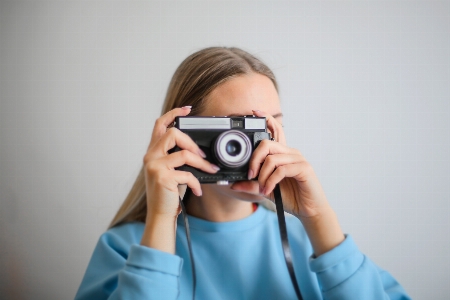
[{"x1": 1, "y1": 1, "x2": 448, "y2": 299}]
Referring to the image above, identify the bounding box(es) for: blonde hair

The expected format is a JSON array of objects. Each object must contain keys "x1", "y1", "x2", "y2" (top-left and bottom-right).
[{"x1": 109, "y1": 47, "x2": 278, "y2": 229}]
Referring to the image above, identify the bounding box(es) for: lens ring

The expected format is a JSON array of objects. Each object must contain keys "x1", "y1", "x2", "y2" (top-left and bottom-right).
[{"x1": 214, "y1": 130, "x2": 252, "y2": 168}]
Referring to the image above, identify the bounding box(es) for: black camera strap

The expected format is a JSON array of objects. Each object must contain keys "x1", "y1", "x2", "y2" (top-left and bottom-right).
[
  {"x1": 179, "y1": 196, "x2": 196, "y2": 300},
  {"x1": 273, "y1": 184, "x2": 303, "y2": 300},
  {"x1": 179, "y1": 184, "x2": 303, "y2": 300}
]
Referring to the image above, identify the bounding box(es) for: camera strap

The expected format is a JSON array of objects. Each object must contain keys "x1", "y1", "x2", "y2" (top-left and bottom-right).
[
  {"x1": 179, "y1": 196, "x2": 196, "y2": 300},
  {"x1": 179, "y1": 184, "x2": 303, "y2": 300},
  {"x1": 273, "y1": 184, "x2": 303, "y2": 300}
]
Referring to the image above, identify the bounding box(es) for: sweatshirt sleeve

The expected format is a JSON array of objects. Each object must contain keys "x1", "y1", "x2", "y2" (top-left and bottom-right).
[
  {"x1": 309, "y1": 234, "x2": 411, "y2": 300},
  {"x1": 74, "y1": 228, "x2": 183, "y2": 300}
]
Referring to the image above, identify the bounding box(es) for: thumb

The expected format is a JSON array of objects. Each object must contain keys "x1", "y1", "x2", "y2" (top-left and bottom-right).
[{"x1": 230, "y1": 180, "x2": 261, "y2": 195}]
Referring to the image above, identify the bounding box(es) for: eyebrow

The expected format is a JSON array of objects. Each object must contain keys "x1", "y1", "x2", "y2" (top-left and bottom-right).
[{"x1": 227, "y1": 113, "x2": 284, "y2": 118}]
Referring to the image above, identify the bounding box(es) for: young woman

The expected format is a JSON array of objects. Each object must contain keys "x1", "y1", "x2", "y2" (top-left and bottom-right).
[{"x1": 75, "y1": 47, "x2": 410, "y2": 299}]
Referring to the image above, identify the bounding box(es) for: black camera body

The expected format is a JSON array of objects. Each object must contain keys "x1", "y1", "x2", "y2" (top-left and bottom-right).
[{"x1": 170, "y1": 116, "x2": 271, "y2": 184}]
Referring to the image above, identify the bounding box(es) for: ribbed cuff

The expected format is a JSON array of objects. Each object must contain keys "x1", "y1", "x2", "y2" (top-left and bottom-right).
[
  {"x1": 309, "y1": 234, "x2": 364, "y2": 292},
  {"x1": 127, "y1": 244, "x2": 183, "y2": 276}
]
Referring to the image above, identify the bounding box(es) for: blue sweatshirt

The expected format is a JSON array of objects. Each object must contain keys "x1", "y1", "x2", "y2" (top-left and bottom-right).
[{"x1": 75, "y1": 205, "x2": 410, "y2": 299}]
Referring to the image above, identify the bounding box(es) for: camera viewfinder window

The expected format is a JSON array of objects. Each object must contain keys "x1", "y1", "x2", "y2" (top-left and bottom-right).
[{"x1": 232, "y1": 120, "x2": 243, "y2": 128}]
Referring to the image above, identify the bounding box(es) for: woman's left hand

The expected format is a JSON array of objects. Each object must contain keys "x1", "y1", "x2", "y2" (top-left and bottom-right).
[
  {"x1": 230, "y1": 110, "x2": 345, "y2": 256},
  {"x1": 232, "y1": 110, "x2": 328, "y2": 220}
]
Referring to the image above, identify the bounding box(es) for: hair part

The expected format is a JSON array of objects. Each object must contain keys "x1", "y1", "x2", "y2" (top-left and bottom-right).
[{"x1": 109, "y1": 47, "x2": 278, "y2": 229}]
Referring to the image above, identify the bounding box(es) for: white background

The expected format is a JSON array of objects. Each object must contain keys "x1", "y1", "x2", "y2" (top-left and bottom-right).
[{"x1": 0, "y1": 1, "x2": 449, "y2": 299}]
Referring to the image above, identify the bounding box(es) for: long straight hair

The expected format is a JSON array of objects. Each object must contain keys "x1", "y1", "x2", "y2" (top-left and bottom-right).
[{"x1": 108, "y1": 47, "x2": 278, "y2": 229}]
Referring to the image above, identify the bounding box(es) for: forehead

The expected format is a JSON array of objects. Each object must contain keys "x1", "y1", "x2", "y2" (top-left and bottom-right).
[{"x1": 199, "y1": 73, "x2": 281, "y2": 117}]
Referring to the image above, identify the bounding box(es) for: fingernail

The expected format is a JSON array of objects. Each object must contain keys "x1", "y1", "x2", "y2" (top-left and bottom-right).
[
  {"x1": 261, "y1": 187, "x2": 267, "y2": 195},
  {"x1": 259, "y1": 186, "x2": 265, "y2": 194},
  {"x1": 247, "y1": 169, "x2": 254, "y2": 180},
  {"x1": 182, "y1": 106, "x2": 192, "y2": 109},
  {"x1": 198, "y1": 148, "x2": 206, "y2": 158},
  {"x1": 252, "y1": 110, "x2": 261, "y2": 113},
  {"x1": 211, "y1": 164, "x2": 220, "y2": 171}
]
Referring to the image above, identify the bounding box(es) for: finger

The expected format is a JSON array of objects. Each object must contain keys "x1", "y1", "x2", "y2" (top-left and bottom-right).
[
  {"x1": 261, "y1": 164, "x2": 293, "y2": 196},
  {"x1": 248, "y1": 139, "x2": 298, "y2": 179},
  {"x1": 230, "y1": 180, "x2": 260, "y2": 195},
  {"x1": 149, "y1": 106, "x2": 192, "y2": 149},
  {"x1": 252, "y1": 109, "x2": 286, "y2": 145},
  {"x1": 262, "y1": 162, "x2": 311, "y2": 196},
  {"x1": 257, "y1": 154, "x2": 303, "y2": 190},
  {"x1": 160, "y1": 149, "x2": 220, "y2": 174},
  {"x1": 169, "y1": 170, "x2": 203, "y2": 196},
  {"x1": 154, "y1": 127, "x2": 206, "y2": 159}
]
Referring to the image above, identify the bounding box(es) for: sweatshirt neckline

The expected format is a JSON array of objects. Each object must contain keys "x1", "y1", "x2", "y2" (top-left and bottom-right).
[{"x1": 177, "y1": 204, "x2": 268, "y2": 232}]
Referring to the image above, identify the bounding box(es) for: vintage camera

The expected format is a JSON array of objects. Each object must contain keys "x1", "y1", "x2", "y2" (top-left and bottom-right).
[{"x1": 170, "y1": 115, "x2": 271, "y2": 184}]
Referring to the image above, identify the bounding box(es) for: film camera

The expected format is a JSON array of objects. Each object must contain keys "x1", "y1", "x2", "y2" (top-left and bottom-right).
[{"x1": 170, "y1": 115, "x2": 271, "y2": 184}]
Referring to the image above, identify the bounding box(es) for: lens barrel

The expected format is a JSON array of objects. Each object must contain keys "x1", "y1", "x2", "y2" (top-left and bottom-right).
[{"x1": 213, "y1": 130, "x2": 252, "y2": 168}]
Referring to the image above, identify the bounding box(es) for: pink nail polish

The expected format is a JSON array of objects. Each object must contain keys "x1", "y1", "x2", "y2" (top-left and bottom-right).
[
  {"x1": 211, "y1": 164, "x2": 220, "y2": 171},
  {"x1": 261, "y1": 187, "x2": 267, "y2": 195},
  {"x1": 252, "y1": 109, "x2": 260, "y2": 113},
  {"x1": 182, "y1": 106, "x2": 192, "y2": 109},
  {"x1": 248, "y1": 169, "x2": 254, "y2": 180},
  {"x1": 198, "y1": 149, "x2": 206, "y2": 158}
]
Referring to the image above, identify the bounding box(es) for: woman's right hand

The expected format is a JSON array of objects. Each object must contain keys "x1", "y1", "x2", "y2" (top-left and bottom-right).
[{"x1": 140, "y1": 106, "x2": 219, "y2": 253}]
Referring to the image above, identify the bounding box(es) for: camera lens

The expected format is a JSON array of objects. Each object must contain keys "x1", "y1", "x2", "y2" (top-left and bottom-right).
[
  {"x1": 226, "y1": 140, "x2": 241, "y2": 156},
  {"x1": 213, "y1": 130, "x2": 252, "y2": 168}
]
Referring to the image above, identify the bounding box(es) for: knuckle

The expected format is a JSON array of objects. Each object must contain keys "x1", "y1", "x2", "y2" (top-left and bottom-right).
[
  {"x1": 178, "y1": 171, "x2": 189, "y2": 180},
  {"x1": 265, "y1": 155, "x2": 275, "y2": 165},
  {"x1": 180, "y1": 149, "x2": 190, "y2": 160},
  {"x1": 185, "y1": 171, "x2": 198, "y2": 184},
  {"x1": 154, "y1": 172, "x2": 167, "y2": 185},
  {"x1": 145, "y1": 161, "x2": 159, "y2": 176},
  {"x1": 143, "y1": 153, "x2": 154, "y2": 167},
  {"x1": 260, "y1": 139, "x2": 270, "y2": 147},
  {"x1": 189, "y1": 172, "x2": 198, "y2": 182},
  {"x1": 167, "y1": 127, "x2": 178, "y2": 136},
  {"x1": 154, "y1": 118, "x2": 163, "y2": 128},
  {"x1": 300, "y1": 161, "x2": 312, "y2": 172},
  {"x1": 274, "y1": 165, "x2": 285, "y2": 176}
]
